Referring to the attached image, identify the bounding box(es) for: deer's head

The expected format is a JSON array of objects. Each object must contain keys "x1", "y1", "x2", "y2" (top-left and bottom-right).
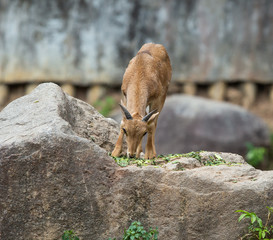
[{"x1": 119, "y1": 104, "x2": 158, "y2": 158}]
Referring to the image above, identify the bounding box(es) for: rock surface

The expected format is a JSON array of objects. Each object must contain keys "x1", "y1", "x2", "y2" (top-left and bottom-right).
[
  {"x1": 155, "y1": 95, "x2": 271, "y2": 156},
  {"x1": 0, "y1": 82, "x2": 124, "y2": 154},
  {"x1": 0, "y1": 0, "x2": 272, "y2": 84},
  {"x1": 1, "y1": 83, "x2": 273, "y2": 240}
]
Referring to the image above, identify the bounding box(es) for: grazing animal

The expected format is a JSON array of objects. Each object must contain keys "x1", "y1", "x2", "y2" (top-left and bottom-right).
[{"x1": 112, "y1": 43, "x2": 172, "y2": 159}]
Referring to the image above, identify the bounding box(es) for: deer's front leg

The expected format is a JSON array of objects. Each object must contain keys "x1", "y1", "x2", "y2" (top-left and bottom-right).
[
  {"x1": 136, "y1": 139, "x2": 143, "y2": 159},
  {"x1": 145, "y1": 124, "x2": 156, "y2": 159},
  {"x1": 112, "y1": 129, "x2": 124, "y2": 157}
]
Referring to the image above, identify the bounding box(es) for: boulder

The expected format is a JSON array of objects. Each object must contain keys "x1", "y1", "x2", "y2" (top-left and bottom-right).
[
  {"x1": 155, "y1": 95, "x2": 271, "y2": 156},
  {"x1": 0, "y1": 82, "x2": 124, "y2": 154},
  {"x1": 1, "y1": 83, "x2": 273, "y2": 240},
  {"x1": 0, "y1": 82, "x2": 125, "y2": 239},
  {"x1": 110, "y1": 156, "x2": 273, "y2": 240}
]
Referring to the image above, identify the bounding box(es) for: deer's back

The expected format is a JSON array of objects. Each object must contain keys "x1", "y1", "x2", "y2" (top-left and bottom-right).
[{"x1": 122, "y1": 43, "x2": 172, "y2": 101}]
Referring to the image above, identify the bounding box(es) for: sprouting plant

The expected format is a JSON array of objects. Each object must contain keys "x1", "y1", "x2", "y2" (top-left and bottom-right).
[
  {"x1": 246, "y1": 142, "x2": 267, "y2": 167},
  {"x1": 109, "y1": 221, "x2": 158, "y2": 240},
  {"x1": 62, "y1": 230, "x2": 80, "y2": 240},
  {"x1": 236, "y1": 206, "x2": 273, "y2": 239}
]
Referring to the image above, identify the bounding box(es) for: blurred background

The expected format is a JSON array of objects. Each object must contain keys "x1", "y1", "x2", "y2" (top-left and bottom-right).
[{"x1": 0, "y1": 0, "x2": 272, "y2": 168}]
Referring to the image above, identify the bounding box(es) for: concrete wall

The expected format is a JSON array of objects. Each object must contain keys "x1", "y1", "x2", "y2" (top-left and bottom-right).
[{"x1": 0, "y1": 0, "x2": 272, "y2": 85}]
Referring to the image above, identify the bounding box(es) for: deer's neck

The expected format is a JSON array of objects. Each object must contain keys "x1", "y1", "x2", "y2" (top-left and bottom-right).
[{"x1": 126, "y1": 86, "x2": 148, "y2": 118}]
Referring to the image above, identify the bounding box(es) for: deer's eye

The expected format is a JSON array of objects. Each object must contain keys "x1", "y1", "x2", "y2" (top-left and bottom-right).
[
  {"x1": 143, "y1": 132, "x2": 147, "y2": 137},
  {"x1": 122, "y1": 128, "x2": 127, "y2": 135}
]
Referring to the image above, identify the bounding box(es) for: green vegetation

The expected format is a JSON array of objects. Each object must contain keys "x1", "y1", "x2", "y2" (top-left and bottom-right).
[
  {"x1": 180, "y1": 151, "x2": 202, "y2": 161},
  {"x1": 62, "y1": 230, "x2": 80, "y2": 240},
  {"x1": 94, "y1": 96, "x2": 116, "y2": 117},
  {"x1": 205, "y1": 153, "x2": 226, "y2": 166},
  {"x1": 236, "y1": 207, "x2": 273, "y2": 239},
  {"x1": 61, "y1": 222, "x2": 158, "y2": 240},
  {"x1": 269, "y1": 133, "x2": 273, "y2": 170},
  {"x1": 111, "y1": 155, "x2": 158, "y2": 167},
  {"x1": 111, "y1": 151, "x2": 229, "y2": 168},
  {"x1": 246, "y1": 143, "x2": 267, "y2": 167},
  {"x1": 109, "y1": 221, "x2": 158, "y2": 240},
  {"x1": 159, "y1": 151, "x2": 226, "y2": 166}
]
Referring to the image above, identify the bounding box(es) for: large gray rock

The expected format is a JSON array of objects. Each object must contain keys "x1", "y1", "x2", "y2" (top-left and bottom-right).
[
  {"x1": 1, "y1": 83, "x2": 273, "y2": 240},
  {"x1": 0, "y1": 82, "x2": 124, "y2": 153},
  {"x1": 110, "y1": 158, "x2": 273, "y2": 240},
  {"x1": 0, "y1": 83, "x2": 125, "y2": 239},
  {"x1": 155, "y1": 95, "x2": 271, "y2": 156},
  {"x1": 0, "y1": 0, "x2": 272, "y2": 84}
]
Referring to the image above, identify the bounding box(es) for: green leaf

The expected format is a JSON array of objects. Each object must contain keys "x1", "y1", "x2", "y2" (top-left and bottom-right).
[
  {"x1": 257, "y1": 218, "x2": 263, "y2": 228},
  {"x1": 214, "y1": 153, "x2": 223, "y2": 161},
  {"x1": 238, "y1": 213, "x2": 247, "y2": 222},
  {"x1": 236, "y1": 210, "x2": 249, "y2": 214},
  {"x1": 259, "y1": 230, "x2": 262, "y2": 239},
  {"x1": 266, "y1": 206, "x2": 273, "y2": 212},
  {"x1": 251, "y1": 214, "x2": 257, "y2": 224}
]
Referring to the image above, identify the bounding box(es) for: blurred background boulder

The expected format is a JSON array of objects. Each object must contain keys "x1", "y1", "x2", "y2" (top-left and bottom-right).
[{"x1": 155, "y1": 95, "x2": 270, "y2": 157}]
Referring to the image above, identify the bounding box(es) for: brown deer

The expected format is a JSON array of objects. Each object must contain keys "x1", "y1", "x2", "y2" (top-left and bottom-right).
[{"x1": 111, "y1": 43, "x2": 172, "y2": 159}]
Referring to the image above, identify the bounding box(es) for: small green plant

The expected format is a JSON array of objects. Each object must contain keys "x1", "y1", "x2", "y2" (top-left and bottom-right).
[
  {"x1": 94, "y1": 96, "x2": 116, "y2": 117},
  {"x1": 236, "y1": 206, "x2": 273, "y2": 239},
  {"x1": 111, "y1": 155, "x2": 131, "y2": 167},
  {"x1": 157, "y1": 154, "x2": 172, "y2": 161},
  {"x1": 182, "y1": 151, "x2": 202, "y2": 161},
  {"x1": 269, "y1": 133, "x2": 273, "y2": 170},
  {"x1": 170, "y1": 152, "x2": 226, "y2": 166},
  {"x1": 246, "y1": 143, "x2": 267, "y2": 167},
  {"x1": 204, "y1": 153, "x2": 226, "y2": 166},
  {"x1": 109, "y1": 221, "x2": 158, "y2": 240},
  {"x1": 62, "y1": 230, "x2": 80, "y2": 240}
]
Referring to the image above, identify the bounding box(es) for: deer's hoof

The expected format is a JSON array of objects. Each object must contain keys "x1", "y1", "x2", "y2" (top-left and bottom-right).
[
  {"x1": 145, "y1": 151, "x2": 156, "y2": 159},
  {"x1": 111, "y1": 149, "x2": 121, "y2": 157}
]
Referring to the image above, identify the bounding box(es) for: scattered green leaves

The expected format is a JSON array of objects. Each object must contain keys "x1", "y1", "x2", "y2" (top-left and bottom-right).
[
  {"x1": 182, "y1": 151, "x2": 202, "y2": 161},
  {"x1": 204, "y1": 153, "x2": 226, "y2": 166},
  {"x1": 62, "y1": 230, "x2": 80, "y2": 240},
  {"x1": 111, "y1": 151, "x2": 231, "y2": 168},
  {"x1": 158, "y1": 152, "x2": 202, "y2": 162},
  {"x1": 111, "y1": 155, "x2": 153, "y2": 167},
  {"x1": 109, "y1": 221, "x2": 158, "y2": 240},
  {"x1": 236, "y1": 207, "x2": 273, "y2": 239}
]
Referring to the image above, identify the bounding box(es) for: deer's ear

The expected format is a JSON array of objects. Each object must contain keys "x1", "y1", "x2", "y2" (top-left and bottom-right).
[
  {"x1": 147, "y1": 112, "x2": 159, "y2": 125},
  {"x1": 120, "y1": 98, "x2": 126, "y2": 107},
  {"x1": 142, "y1": 109, "x2": 157, "y2": 122}
]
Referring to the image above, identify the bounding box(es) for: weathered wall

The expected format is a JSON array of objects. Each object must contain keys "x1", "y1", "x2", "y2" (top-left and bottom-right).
[{"x1": 0, "y1": 0, "x2": 272, "y2": 85}]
